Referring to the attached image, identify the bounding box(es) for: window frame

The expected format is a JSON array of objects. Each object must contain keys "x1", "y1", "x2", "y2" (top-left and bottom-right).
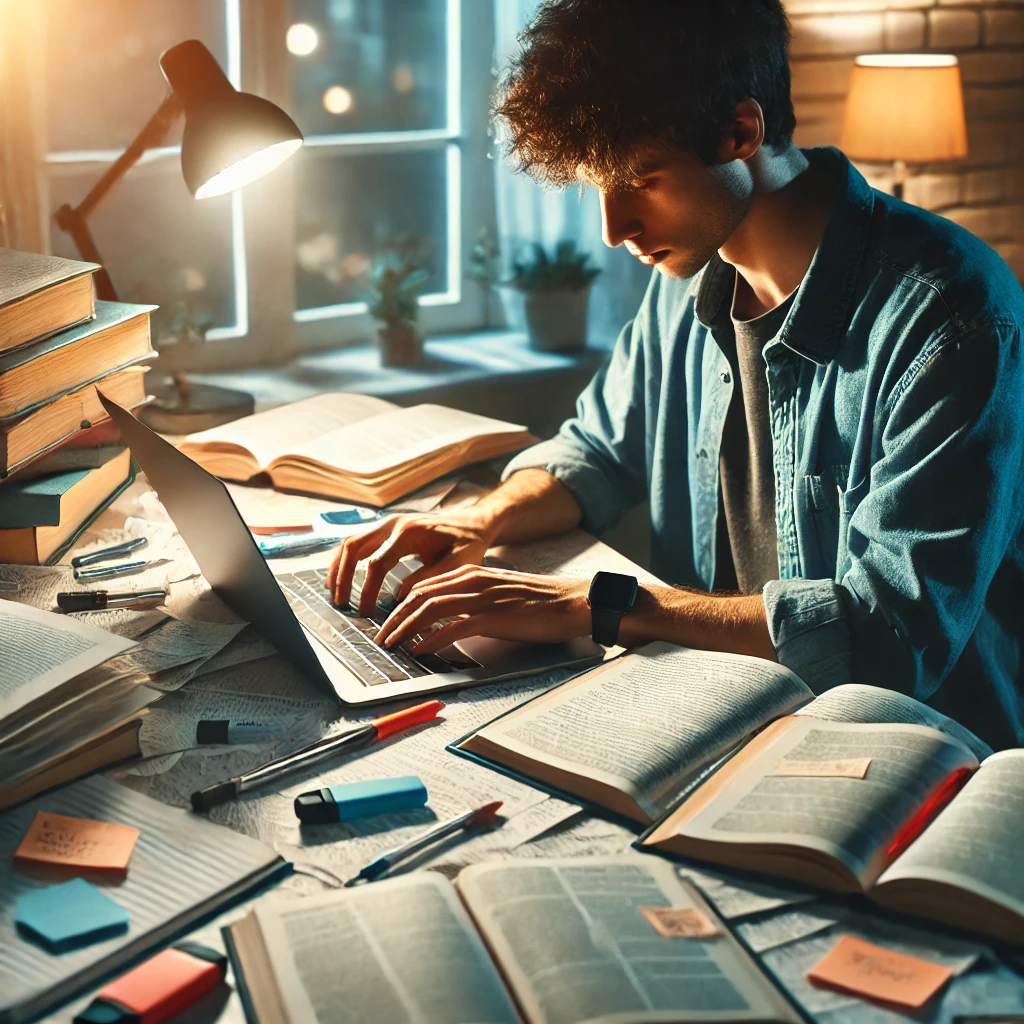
[{"x1": 37, "y1": 0, "x2": 497, "y2": 373}]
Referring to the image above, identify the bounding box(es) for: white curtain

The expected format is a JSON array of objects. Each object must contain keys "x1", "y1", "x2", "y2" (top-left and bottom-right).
[{"x1": 492, "y1": 0, "x2": 651, "y2": 347}]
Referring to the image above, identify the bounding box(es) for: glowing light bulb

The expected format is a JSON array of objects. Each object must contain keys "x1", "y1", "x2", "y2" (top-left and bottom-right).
[
  {"x1": 195, "y1": 139, "x2": 303, "y2": 199},
  {"x1": 323, "y1": 85, "x2": 354, "y2": 115},
  {"x1": 286, "y1": 23, "x2": 319, "y2": 57}
]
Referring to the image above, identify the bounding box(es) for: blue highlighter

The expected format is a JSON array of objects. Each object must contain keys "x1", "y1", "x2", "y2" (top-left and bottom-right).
[{"x1": 294, "y1": 775, "x2": 427, "y2": 825}]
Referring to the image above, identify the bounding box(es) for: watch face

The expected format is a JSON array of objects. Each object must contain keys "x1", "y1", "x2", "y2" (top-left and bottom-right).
[{"x1": 589, "y1": 571, "x2": 639, "y2": 611}]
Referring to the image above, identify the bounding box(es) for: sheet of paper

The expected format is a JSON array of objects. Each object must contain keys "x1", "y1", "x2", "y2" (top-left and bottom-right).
[
  {"x1": 0, "y1": 600, "x2": 136, "y2": 721},
  {"x1": 125, "y1": 618, "x2": 246, "y2": 691},
  {"x1": 0, "y1": 564, "x2": 74, "y2": 610},
  {"x1": 674, "y1": 862, "x2": 814, "y2": 920},
  {"x1": 772, "y1": 757, "x2": 872, "y2": 779},
  {"x1": 735, "y1": 904, "x2": 847, "y2": 954},
  {"x1": 807, "y1": 935, "x2": 954, "y2": 1009},
  {"x1": 14, "y1": 811, "x2": 139, "y2": 875},
  {"x1": 71, "y1": 608, "x2": 167, "y2": 641}
]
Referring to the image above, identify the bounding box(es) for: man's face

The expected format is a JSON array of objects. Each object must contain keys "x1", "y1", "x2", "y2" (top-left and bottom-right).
[{"x1": 591, "y1": 145, "x2": 753, "y2": 279}]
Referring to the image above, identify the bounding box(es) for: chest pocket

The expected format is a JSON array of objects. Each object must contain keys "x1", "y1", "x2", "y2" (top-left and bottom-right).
[{"x1": 804, "y1": 464, "x2": 868, "y2": 581}]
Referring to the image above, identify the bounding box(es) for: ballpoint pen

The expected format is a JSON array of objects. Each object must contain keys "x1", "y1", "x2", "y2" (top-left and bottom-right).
[
  {"x1": 57, "y1": 589, "x2": 167, "y2": 612},
  {"x1": 342, "y1": 801, "x2": 504, "y2": 886},
  {"x1": 190, "y1": 699, "x2": 445, "y2": 812},
  {"x1": 71, "y1": 536, "x2": 148, "y2": 568},
  {"x1": 73, "y1": 560, "x2": 149, "y2": 581}
]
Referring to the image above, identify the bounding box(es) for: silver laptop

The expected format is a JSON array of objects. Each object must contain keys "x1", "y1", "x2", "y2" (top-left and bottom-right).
[{"x1": 100, "y1": 394, "x2": 605, "y2": 705}]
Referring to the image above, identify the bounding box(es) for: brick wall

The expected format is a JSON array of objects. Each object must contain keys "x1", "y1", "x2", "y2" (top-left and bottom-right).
[{"x1": 786, "y1": 0, "x2": 1024, "y2": 281}]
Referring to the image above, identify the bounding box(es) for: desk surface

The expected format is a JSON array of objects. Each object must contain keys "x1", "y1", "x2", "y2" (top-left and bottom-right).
[{"x1": 39, "y1": 482, "x2": 1024, "y2": 1023}]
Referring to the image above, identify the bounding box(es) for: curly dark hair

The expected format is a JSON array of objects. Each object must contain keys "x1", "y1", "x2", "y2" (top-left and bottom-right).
[{"x1": 494, "y1": 0, "x2": 797, "y2": 189}]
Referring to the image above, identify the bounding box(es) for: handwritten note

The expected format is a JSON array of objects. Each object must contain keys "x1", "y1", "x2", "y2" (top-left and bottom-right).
[
  {"x1": 640, "y1": 906, "x2": 722, "y2": 939},
  {"x1": 14, "y1": 811, "x2": 140, "y2": 876},
  {"x1": 807, "y1": 935, "x2": 954, "y2": 1009},
  {"x1": 773, "y1": 758, "x2": 872, "y2": 779}
]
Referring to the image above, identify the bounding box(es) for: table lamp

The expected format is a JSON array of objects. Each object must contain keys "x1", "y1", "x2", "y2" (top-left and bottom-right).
[
  {"x1": 840, "y1": 54, "x2": 968, "y2": 201},
  {"x1": 54, "y1": 39, "x2": 304, "y2": 431}
]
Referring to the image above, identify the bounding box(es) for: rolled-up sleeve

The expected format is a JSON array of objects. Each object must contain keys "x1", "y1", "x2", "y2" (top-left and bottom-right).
[
  {"x1": 765, "y1": 319, "x2": 1024, "y2": 701},
  {"x1": 502, "y1": 294, "x2": 653, "y2": 536}
]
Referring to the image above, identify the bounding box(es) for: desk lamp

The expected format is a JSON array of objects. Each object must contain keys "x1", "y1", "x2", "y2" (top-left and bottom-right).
[
  {"x1": 840, "y1": 54, "x2": 967, "y2": 201},
  {"x1": 55, "y1": 40, "x2": 303, "y2": 430}
]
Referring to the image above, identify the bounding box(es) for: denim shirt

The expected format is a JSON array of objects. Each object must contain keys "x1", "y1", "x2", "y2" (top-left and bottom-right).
[{"x1": 504, "y1": 147, "x2": 1024, "y2": 750}]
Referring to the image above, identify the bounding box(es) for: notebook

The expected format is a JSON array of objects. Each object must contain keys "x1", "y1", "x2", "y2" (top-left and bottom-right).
[{"x1": 0, "y1": 776, "x2": 288, "y2": 1024}]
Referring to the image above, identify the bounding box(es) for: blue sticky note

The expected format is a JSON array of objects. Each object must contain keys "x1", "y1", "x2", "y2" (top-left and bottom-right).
[{"x1": 15, "y1": 878, "x2": 129, "y2": 952}]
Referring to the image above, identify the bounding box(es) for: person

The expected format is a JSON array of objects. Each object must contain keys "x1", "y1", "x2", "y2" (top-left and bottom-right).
[{"x1": 328, "y1": 0, "x2": 1024, "y2": 750}]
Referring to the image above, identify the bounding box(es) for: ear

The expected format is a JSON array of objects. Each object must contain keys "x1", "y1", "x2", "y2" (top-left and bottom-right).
[{"x1": 716, "y1": 99, "x2": 765, "y2": 164}]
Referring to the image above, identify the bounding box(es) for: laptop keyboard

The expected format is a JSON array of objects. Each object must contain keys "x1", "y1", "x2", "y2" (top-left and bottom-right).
[{"x1": 275, "y1": 568, "x2": 477, "y2": 687}]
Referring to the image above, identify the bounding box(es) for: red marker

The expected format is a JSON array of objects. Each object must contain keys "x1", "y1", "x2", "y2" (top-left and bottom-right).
[
  {"x1": 886, "y1": 766, "x2": 973, "y2": 863},
  {"x1": 190, "y1": 700, "x2": 444, "y2": 812}
]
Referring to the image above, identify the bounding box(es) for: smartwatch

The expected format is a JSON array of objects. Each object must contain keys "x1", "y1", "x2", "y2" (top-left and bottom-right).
[{"x1": 588, "y1": 571, "x2": 638, "y2": 646}]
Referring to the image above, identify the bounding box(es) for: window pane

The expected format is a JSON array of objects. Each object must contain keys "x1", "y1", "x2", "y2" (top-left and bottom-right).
[
  {"x1": 48, "y1": 162, "x2": 237, "y2": 336},
  {"x1": 295, "y1": 148, "x2": 448, "y2": 312},
  {"x1": 288, "y1": 0, "x2": 448, "y2": 136},
  {"x1": 42, "y1": 0, "x2": 228, "y2": 153}
]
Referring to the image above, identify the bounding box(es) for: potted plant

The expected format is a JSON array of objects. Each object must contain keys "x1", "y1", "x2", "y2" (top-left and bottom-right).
[
  {"x1": 506, "y1": 240, "x2": 601, "y2": 351},
  {"x1": 366, "y1": 237, "x2": 431, "y2": 368},
  {"x1": 467, "y1": 228, "x2": 503, "y2": 329}
]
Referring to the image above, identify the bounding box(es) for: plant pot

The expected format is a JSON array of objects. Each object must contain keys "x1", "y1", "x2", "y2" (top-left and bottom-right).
[
  {"x1": 522, "y1": 287, "x2": 591, "y2": 352},
  {"x1": 377, "y1": 323, "x2": 423, "y2": 367}
]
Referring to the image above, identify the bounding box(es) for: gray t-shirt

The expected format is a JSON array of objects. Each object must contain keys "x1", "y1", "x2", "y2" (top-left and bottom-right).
[{"x1": 716, "y1": 285, "x2": 795, "y2": 594}]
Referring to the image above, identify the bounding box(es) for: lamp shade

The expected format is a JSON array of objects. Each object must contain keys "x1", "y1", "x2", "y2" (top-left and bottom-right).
[
  {"x1": 840, "y1": 54, "x2": 968, "y2": 164},
  {"x1": 159, "y1": 39, "x2": 303, "y2": 199}
]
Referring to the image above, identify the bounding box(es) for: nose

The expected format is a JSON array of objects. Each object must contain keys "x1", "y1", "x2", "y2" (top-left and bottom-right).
[{"x1": 600, "y1": 191, "x2": 643, "y2": 249}]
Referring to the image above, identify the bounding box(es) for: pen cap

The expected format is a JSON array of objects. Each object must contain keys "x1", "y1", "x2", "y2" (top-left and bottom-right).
[{"x1": 372, "y1": 699, "x2": 444, "y2": 741}]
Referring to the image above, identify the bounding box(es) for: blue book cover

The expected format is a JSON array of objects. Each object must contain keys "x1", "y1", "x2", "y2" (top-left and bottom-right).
[{"x1": 0, "y1": 448, "x2": 127, "y2": 528}]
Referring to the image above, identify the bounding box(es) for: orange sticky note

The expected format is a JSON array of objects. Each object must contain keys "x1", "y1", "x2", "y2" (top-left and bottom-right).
[
  {"x1": 640, "y1": 906, "x2": 722, "y2": 938},
  {"x1": 14, "y1": 811, "x2": 140, "y2": 877},
  {"x1": 773, "y1": 757, "x2": 872, "y2": 779},
  {"x1": 808, "y1": 935, "x2": 954, "y2": 1009}
]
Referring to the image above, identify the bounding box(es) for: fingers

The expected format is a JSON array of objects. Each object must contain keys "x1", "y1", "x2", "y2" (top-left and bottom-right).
[
  {"x1": 328, "y1": 519, "x2": 397, "y2": 608},
  {"x1": 378, "y1": 589, "x2": 501, "y2": 650},
  {"x1": 395, "y1": 551, "x2": 478, "y2": 601},
  {"x1": 410, "y1": 614, "x2": 500, "y2": 655}
]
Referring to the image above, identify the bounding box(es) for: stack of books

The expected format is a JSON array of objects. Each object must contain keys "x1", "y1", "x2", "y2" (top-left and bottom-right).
[{"x1": 0, "y1": 248, "x2": 156, "y2": 564}]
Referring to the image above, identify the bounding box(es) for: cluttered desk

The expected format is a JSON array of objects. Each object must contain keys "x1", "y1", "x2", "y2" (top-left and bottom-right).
[{"x1": 2, "y1": 252, "x2": 1024, "y2": 1024}]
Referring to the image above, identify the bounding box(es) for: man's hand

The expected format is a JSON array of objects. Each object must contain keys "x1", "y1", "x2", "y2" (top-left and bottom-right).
[
  {"x1": 326, "y1": 509, "x2": 496, "y2": 615},
  {"x1": 374, "y1": 565, "x2": 591, "y2": 654}
]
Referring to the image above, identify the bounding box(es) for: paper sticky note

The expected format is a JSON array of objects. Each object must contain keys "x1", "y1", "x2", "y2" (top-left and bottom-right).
[
  {"x1": 773, "y1": 757, "x2": 872, "y2": 779},
  {"x1": 15, "y1": 877, "x2": 130, "y2": 952},
  {"x1": 640, "y1": 906, "x2": 722, "y2": 938},
  {"x1": 807, "y1": 935, "x2": 954, "y2": 1009},
  {"x1": 14, "y1": 810, "x2": 140, "y2": 876}
]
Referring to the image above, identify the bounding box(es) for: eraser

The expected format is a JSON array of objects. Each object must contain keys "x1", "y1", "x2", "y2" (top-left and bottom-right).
[{"x1": 295, "y1": 775, "x2": 427, "y2": 824}]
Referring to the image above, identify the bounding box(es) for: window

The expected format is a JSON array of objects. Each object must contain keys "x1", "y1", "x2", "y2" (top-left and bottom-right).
[{"x1": 37, "y1": 0, "x2": 496, "y2": 370}]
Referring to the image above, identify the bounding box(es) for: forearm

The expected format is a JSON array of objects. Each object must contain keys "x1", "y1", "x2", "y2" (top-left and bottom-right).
[
  {"x1": 620, "y1": 584, "x2": 776, "y2": 661},
  {"x1": 468, "y1": 468, "x2": 583, "y2": 546}
]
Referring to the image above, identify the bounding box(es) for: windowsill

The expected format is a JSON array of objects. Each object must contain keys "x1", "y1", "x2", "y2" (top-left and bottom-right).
[{"x1": 186, "y1": 330, "x2": 609, "y2": 412}]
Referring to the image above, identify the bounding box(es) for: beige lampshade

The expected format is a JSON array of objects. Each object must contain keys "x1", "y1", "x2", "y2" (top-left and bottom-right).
[{"x1": 840, "y1": 54, "x2": 968, "y2": 164}]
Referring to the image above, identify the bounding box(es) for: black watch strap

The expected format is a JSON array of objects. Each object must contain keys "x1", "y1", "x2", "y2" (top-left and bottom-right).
[{"x1": 591, "y1": 605, "x2": 626, "y2": 647}]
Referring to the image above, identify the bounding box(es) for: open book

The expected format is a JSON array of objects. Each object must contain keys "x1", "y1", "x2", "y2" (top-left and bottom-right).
[
  {"x1": 224, "y1": 857, "x2": 801, "y2": 1024},
  {"x1": 178, "y1": 393, "x2": 537, "y2": 506},
  {"x1": 454, "y1": 643, "x2": 1021, "y2": 945}
]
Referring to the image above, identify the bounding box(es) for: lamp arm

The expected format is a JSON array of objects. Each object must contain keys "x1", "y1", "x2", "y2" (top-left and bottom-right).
[{"x1": 54, "y1": 91, "x2": 184, "y2": 301}]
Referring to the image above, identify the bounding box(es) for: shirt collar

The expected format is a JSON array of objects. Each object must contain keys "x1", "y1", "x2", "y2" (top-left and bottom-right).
[{"x1": 692, "y1": 147, "x2": 875, "y2": 365}]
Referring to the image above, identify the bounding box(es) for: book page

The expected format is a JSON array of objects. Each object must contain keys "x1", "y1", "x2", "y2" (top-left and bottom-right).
[
  {"x1": 286, "y1": 404, "x2": 528, "y2": 476},
  {"x1": 875, "y1": 749, "x2": 1024, "y2": 915},
  {"x1": 681, "y1": 719, "x2": 979, "y2": 888},
  {"x1": 795, "y1": 683, "x2": 993, "y2": 762},
  {"x1": 457, "y1": 857, "x2": 799, "y2": 1024},
  {"x1": 0, "y1": 599, "x2": 134, "y2": 723},
  {"x1": 477, "y1": 642, "x2": 812, "y2": 821},
  {"x1": 255, "y1": 873, "x2": 520, "y2": 1024},
  {"x1": 182, "y1": 393, "x2": 398, "y2": 469}
]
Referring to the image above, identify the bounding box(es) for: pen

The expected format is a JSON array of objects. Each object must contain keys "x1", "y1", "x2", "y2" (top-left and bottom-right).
[
  {"x1": 73, "y1": 560, "x2": 149, "y2": 581},
  {"x1": 342, "y1": 801, "x2": 504, "y2": 886},
  {"x1": 57, "y1": 589, "x2": 167, "y2": 612},
  {"x1": 190, "y1": 699, "x2": 444, "y2": 812},
  {"x1": 71, "y1": 536, "x2": 148, "y2": 568}
]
